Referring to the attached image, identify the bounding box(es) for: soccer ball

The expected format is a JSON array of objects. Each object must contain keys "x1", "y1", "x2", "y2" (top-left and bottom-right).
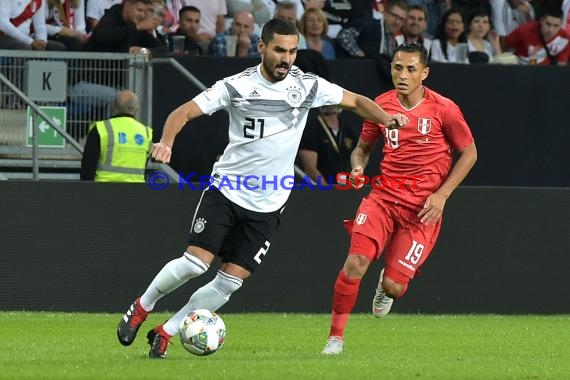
[{"x1": 179, "y1": 309, "x2": 226, "y2": 356}]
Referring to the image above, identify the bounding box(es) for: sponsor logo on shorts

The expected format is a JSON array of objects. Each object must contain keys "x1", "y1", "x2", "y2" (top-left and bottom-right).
[{"x1": 397, "y1": 259, "x2": 416, "y2": 271}]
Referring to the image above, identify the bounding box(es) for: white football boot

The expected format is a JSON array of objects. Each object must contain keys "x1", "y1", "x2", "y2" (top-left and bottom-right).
[
  {"x1": 321, "y1": 336, "x2": 344, "y2": 355},
  {"x1": 372, "y1": 268, "x2": 394, "y2": 317}
]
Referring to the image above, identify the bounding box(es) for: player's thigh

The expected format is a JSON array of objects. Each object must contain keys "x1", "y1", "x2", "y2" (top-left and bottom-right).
[
  {"x1": 220, "y1": 207, "x2": 282, "y2": 273},
  {"x1": 188, "y1": 188, "x2": 235, "y2": 254},
  {"x1": 384, "y1": 212, "x2": 442, "y2": 283},
  {"x1": 349, "y1": 196, "x2": 396, "y2": 261}
]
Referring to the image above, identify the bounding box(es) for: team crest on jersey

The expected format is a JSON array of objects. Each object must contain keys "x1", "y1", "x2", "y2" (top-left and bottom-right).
[
  {"x1": 417, "y1": 118, "x2": 432, "y2": 135},
  {"x1": 286, "y1": 85, "x2": 303, "y2": 106},
  {"x1": 355, "y1": 213, "x2": 367, "y2": 225},
  {"x1": 193, "y1": 218, "x2": 207, "y2": 233}
]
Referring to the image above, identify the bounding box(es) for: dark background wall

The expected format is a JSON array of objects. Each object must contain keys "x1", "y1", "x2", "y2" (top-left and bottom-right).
[
  {"x1": 1, "y1": 182, "x2": 568, "y2": 314},
  {"x1": 152, "y1": 57, "x2": 570, "y2": 187}
]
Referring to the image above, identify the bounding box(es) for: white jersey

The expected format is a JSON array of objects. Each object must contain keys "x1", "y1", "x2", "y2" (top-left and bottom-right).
[{"x1": 193, "y1": 64, "x2": 344, "y2": 212}]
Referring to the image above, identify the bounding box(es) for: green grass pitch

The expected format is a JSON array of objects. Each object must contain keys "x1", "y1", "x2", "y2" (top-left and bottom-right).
[{"x1": 2, "y1": 312, "x2": 569, "y2": 379}]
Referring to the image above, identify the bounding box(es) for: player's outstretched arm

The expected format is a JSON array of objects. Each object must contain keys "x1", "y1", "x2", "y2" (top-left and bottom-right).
[
  {"x1": 339, "y1": 90, "x2": 408, "y2": 129},
  {"x1": 152, "y1": 100, "x2": 204, "y2": 163}
]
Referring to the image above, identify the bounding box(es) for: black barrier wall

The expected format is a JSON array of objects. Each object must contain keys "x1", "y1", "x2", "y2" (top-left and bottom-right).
[
  {"x1": 1, "y1": 182, "x2": 568, "y2": 313},
  {"x1": 152, "y1": 57, "x2": 570, "y2": 187}
]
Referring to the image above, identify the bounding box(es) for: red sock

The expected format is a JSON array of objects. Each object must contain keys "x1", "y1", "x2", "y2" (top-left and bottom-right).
[{"x1": 329, "y1": 270, "x2": 361, "y2": 338}]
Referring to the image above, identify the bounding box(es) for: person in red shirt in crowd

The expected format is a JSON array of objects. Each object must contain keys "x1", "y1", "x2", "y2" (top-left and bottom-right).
[
  {"x1": 504, "y1": 6, "x2": 570, "y2": 65},
  {"x1": 322, "y1": 42, "x2": 477, "y2": 355}
]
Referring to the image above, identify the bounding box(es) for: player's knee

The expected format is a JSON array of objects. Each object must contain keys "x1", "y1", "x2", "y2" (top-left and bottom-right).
[
  {"x1": 383, "y1": 280, "x2": 407, "y2": 299},
  {"x1": 343, "y1": 254, "x2": 371, "y2": 279},
  {"x1": 186, "y1": 245, "x2": 215, "y2": 265},
  {"x1": 383, "y1": 267, "x2": 410, "y2": 299}
]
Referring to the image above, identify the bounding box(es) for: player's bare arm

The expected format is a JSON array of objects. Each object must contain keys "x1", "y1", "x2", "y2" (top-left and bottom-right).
[
  {"x1": 339, "y1": 90, "x2": 408, "y2": 129},
  {"x1": 349, "y1": 137, "x2": 376, "y2": 188},
  {"x1": 419, "y1": 142, "x2": 478, "y2": 224},
  {"x1": 152, "y1": 100, "x2": 204, "y2": 163}
]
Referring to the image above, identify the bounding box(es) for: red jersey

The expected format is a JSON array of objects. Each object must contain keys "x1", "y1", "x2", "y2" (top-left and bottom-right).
[
  {"x1": 505, "y1": 21, "x2": 570, "y2": 65},
  {"x1": 361, "y1": 87, "x2": 474, "y2": 212}
]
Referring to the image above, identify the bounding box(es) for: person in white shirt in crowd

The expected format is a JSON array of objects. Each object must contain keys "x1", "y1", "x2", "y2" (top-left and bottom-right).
[
  {"x1": 430, "y1": 7, "x2": 468, "y2": 63},
  {"x1": 466, "y1": 10, "x2": 501, "y2": 63},
  {"x1": 0, "y1": 0, "x2": 65, "y2": 50},
  {"x1": 45, "y1": 0, "x2": 87, "y2": 51},
  {"x1": 489, "y1": 0, "x2": 534, "y2": 39},
  {"x1": 86, "y1": 0, "x2": 122, "y2": 31},
  {"x1": 182, "y1": 0, "x2": 226, "y2": 50}
]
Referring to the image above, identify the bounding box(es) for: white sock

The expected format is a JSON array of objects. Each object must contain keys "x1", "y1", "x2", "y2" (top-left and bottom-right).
[
  {"x1": 162, "y1": 270, "x2": 243, "y2": 336},
  {"x1": 139, "y1": 252, "x2": 209, "y2": 311}
]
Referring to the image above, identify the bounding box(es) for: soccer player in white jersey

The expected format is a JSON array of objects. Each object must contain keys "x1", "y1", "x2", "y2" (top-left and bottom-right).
[{"x1": 117, "y1": 18, "x2": 408, "y2": 359}]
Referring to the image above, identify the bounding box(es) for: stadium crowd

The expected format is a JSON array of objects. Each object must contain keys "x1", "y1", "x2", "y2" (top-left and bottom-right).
[{"x1": 1, "y1": 0, "x2": 569, "y2": 66}]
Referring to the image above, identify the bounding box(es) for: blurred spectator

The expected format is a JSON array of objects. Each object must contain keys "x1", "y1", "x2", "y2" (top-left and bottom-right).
[
  {"x1": 86, "y1": 0, "x2": 122, "y2": 31},
  {"x1": 274, "y1": 0, "x2": 307, "y2": 49},
  {"x1": 84, "y1": 0, "x2": 162, "y2": 53},
  {"x1": 298, "y1": 105, "x2": 357, "y2": 185},
  {"x1": 209, "y1": 10, "x2": 259, "y2": 57},
  {"x1": 406, "y1": 0, "x2": 449, "y2": 38},
  {"x1": 45, "y1": 0, "x2": 87, "y2": 51},
  {"x1": 336, "y1": 0, "x2": 408, "y2": 58},
  {"x1": 563, "y1": 0, "x2": 570, "y2": 35},
  {"x1": 226, "y1": 0, "x2": 275, "y2": 25},
  {"x1": 0, "y1": 0, "x2": 65, "y2": 50},
  {"x1": 489, "y1": 0, "x2": 534, "y2": 38},
  {"x1": 504, "y1": 6, "x2": 570, "y2": 65},
  {"x1": 300, "y1": 8, "x2": 336, "y2": 59},
  {"x1": 182, "y1": 0, "x2": 226, "y2": 49},
  {"x1": 452, "y1": 0, "x2": 492, "y2": 19},
  {"x1": 147, "y1": 0, "x2": 169, "y2": 48},
  {"x1": 161, "y1": 0, "x2": 183, "y2": 32},
  {"x1": 396, "y1": 4, "x2": 432, "y2": 53},
  {"x1": 81, "y1": 90, "x2": 153, "y2": 183},
  {"x1": 430, "y1": 7, "x2": 468, "y2": 62},
  {"x1": 466, "y1": 10, "x2": 501, "y2": 63},
  {"x1": 167, "y1": 5, "x2": 203, "y2": 55}
]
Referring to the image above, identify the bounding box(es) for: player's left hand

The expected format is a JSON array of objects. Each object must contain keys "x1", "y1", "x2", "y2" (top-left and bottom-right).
[
  {"x1": 418, "y1": 192, "x2": 447, "y2": 225},
  {"x1": 386, "y1": 113, "x2": 408, "y2": 130}
]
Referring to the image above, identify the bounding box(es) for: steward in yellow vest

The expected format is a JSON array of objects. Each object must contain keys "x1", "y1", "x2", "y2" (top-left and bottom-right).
[{"x1": 80, "y1": 90, "x2": 152, "y2": 182}]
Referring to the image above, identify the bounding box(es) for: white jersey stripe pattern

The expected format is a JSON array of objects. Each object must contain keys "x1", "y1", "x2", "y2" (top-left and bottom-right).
[{"x1": 193, "y1": 64, "x2": 344, "y2": 212}]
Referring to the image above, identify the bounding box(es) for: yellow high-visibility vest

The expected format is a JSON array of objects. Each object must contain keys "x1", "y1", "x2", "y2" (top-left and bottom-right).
[{"x1": 90, "y1": 117, "x2": 152, "y2": 183}]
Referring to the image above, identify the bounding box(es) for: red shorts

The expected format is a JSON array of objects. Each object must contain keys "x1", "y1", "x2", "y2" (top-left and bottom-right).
[{"x1": 347, "y1": 195, "x2": 442, "y2": 283}]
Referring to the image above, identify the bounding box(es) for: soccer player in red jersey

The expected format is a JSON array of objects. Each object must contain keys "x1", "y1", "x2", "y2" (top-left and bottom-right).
[{"x1": 322, "y1": 43, "x2": 477, "y2": 355}]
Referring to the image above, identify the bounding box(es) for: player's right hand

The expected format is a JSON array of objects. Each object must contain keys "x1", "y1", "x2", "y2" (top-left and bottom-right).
[
  {"x1": 152, "y1": 142, "x2": 172, "y2": 163},
  {"x1": 349, "y1": 167, "x2": 367, "y2": 189},
  {"x1": 386, "y1": 113, "x2": 408, "y2": 130}
]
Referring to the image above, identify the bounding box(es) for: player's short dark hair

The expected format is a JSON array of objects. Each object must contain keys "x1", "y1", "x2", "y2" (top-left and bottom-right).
[
  {"x1": 261, "y1": 18, "x2": 298, "y2": 44},
  {"x1": 179, "y1": 5, "x2": 200, "y2": 18},
  {"x1": 542, "y1": 6, "x2": 563, "y2": 20},
  {"x1": 393, "y1": 43, "x2": 429, "y2": 66}
]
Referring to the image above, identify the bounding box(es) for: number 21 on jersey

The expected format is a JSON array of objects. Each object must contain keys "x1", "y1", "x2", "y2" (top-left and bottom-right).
[
  {"x1": 244, "y1": 117, "x2": 265, "y2": 139},
  {"x1": 384, "y1": 128, "x2": 399, "y2": 149}
]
